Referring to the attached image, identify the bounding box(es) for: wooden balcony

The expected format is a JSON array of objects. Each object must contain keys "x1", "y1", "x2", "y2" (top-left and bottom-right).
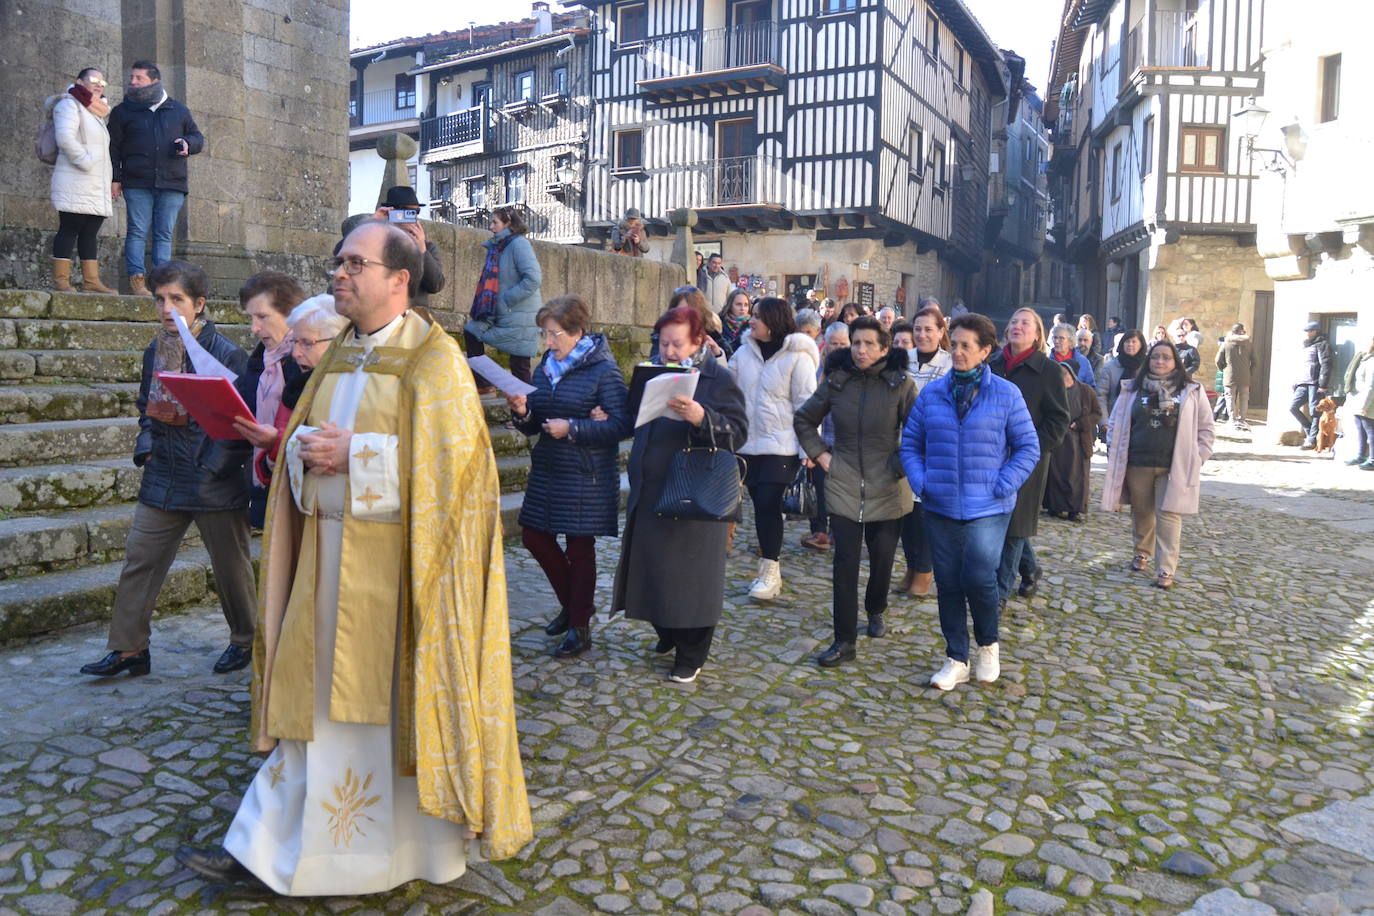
[
  {"x1": 419, "y1": 105, "x2": 490, "y2": 163},
  {"x1": 636, "y1": 23, "x2": 785, "y2": 105}
]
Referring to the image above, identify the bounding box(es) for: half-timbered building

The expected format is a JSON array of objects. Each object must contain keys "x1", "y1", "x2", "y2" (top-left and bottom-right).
[
  {"x1": 412, "y1": 6, "x2": 594, "y2": 243},
  {"x1": 578, "y1": 0, "x2": 1010, "y2": 313},
  {"x1": 1045, "y1": 0, "x2": 1273, "y2": 382}
]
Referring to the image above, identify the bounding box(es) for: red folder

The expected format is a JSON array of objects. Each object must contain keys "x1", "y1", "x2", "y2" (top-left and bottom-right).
[{"x1": 154, "y1": 372, "x2": 254, "y2": 440}]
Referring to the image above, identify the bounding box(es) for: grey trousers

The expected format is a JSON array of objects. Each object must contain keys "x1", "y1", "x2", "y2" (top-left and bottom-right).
[
  {"x1": 106, "y1": 503, "x2": 257, "y2": 652},
  {"x1": 1224, "y1": 385, "x2": 1249, "y2": 424}
]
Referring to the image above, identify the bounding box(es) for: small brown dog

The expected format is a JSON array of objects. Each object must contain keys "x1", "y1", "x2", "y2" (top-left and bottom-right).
[{"x1": 1314, "y1": 397, "x2": 1340, "y2": 454}]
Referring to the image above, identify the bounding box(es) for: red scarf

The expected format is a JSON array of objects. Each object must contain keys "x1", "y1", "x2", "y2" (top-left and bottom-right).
[
  {"x1": 68, "y1": 83, "x2": 110, "y2": 117},
  {"x1": 1051, "y1": 348, "x2": 1076, "y2": 364},
  {"x1": 1001, "y1": 344, "x2": 1036, "y2": 372}
]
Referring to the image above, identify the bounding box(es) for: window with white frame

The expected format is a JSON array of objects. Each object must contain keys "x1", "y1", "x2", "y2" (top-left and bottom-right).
[
  {"x1": 504, "y1": 165, "x2": 527, "y2": 203},
  {"x1": 466, "y1": 176, "x2": 487, "y2": 209},
  {"x1": 516, "y1": 70, "x2": 535, "y2": 102},
  {"x1": 908, "y1": 125, "x2": 926, "y2": 178}
]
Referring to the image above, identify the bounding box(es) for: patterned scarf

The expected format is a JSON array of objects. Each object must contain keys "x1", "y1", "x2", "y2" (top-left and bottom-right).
[
  {"x1": 544, "y1": 335, "x2": 595, "y2": 389},
  {"x1": 146, "y1": 316, "x2": 207, "y2": 424},
  {"x1": 471, "y1": 232, "x2": 513, "y2": 321},
  {"x1": 1140, "y1": 374, "x2": 1180, "y2": 414},
  {"x1": 951, "y1": 365, "x2": 982, "y2": 420},
  {"x1": 722, "y1": 312, "x2": 749, "y2": 340}
]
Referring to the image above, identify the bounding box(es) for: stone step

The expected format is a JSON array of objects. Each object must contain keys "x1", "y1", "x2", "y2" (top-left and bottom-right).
[
  {"x1": 0, "y1": 290, "x2": 244, "y2": 324},
  {"x1": 0, "y1": 458, "x2": 142, "y2": 513},
  {"x1": 0, "y1": 541, "x2": 260, "y2": 644},
  {"x1": 4, "y1": 349, "x2": 144, "y2": 383},
  {"x1": 10, "y1": 318, "x2": 255, "y2": 352},
  {"x1": 0, "y1": 417, "x2": 139, "y2": 468},
  {"x1": 0, "y1": 504, "x2": 195, "y2": 580},
  {"x1": 0, "y1": 383, "x2": 139, "y2": 424}
]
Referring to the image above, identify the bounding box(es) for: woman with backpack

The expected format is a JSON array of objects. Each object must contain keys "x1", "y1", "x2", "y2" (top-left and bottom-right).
[{"x1": 44, "y1": 68, "x2": 116, "y2": 294}]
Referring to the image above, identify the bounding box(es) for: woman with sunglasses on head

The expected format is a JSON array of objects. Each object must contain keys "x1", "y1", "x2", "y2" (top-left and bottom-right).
[
  {"x1": 465, "y1": 205, "x2": 542, "y2": 394},
  {"x1": 651, "y1": 287, "x2": 729, "y2": 360},
  {"x1": 1102, "y1": 339, "x2": 1215, "y2": 589},
  {"x1": 46, "y1": 67, "x2": 117, "y2": 294},
  {"x1": 507, "y1": 296, "x2": 630, "y2": 658},
  {"x1": 729, "y1": 297, "x2": 819, "y2": 600}
]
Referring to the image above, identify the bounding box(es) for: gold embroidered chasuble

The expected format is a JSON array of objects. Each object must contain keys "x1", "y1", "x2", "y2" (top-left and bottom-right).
[{"x1": 249, "y1": 311, "x2": 533, "y2": 860}]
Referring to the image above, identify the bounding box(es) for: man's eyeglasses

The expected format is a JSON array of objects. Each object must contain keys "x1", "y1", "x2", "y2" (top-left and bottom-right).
[{"x1": 327, "y1": 255, "x2": 394, "y2": 276}]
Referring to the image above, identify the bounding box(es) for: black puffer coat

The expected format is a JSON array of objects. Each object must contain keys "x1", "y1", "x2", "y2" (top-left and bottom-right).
[
  {"x1": 794, "y1": 347, "x2": 916, "y2": 523},
  {"x1": 513, "y1": 335, "x2": 630, "y2": 536},
  {"x1": 988, "y1": 348, "x2": 1071, "y2": 538},
  {"x1": 108, "y1": 93, "x2": 204, "y2": 193},
  {"x1": 134, "y1": 320, "x2": 250, "y2": 513}
]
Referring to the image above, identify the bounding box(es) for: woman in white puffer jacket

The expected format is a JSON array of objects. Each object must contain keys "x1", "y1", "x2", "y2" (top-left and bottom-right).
[
  {"x1": 729, "y1": 297, "x2": 819, "y2": 600},
  {"x1": 46, "y1": 67, "x2": 115, "y2": 294}
]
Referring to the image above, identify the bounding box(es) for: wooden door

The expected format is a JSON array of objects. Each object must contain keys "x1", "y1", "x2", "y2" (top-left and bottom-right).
[
  {"x1": 729, "y1": 1, "x2": 772, "y2": 67},
  {"x1": 716, "y1": 119, "x2": 756, "y2": 204},
  {"x1": 1250, "y1": 290, "x2": 1273, "y2": 408}
]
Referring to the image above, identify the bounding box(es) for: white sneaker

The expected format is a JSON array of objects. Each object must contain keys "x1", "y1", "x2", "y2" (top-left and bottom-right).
[
  {"x1": 930, "y1": 657, "x2": 970, "y2": 691},
  {"x1": 973, "y1": 643, "x2": 1000, "y2": 683},
  {"x1": 748, "y1": 558, "x2": 782, "y2": 600}
]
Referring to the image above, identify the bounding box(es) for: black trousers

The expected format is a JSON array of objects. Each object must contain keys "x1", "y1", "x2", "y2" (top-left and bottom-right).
[
  {"x1": 465, "y1": 331, "x2": 531, "y2": 387},
  {"x1": 808, "y1": 465, "x2": 829, "y2": 534},
  {"x1": 830, "y1": 516, "x2": 901, "y2": 643},
  {"x1": 53, "y1": 211, "x2": 105, "y2": 261},
  {"x1": 747, "y1": 482, "x2": 787, "y2": 560},
  {"x1": 899, "y1": 500, "x2": 932, "y2": 573},
  {"x1": 652, "y1": 624, "x2": 715, "y2": 669}
]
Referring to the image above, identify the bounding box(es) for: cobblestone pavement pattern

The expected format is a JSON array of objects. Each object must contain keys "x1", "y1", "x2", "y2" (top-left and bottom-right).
[{"x1": 2, "y1": 433, "x2": 1373, "y2": 916}]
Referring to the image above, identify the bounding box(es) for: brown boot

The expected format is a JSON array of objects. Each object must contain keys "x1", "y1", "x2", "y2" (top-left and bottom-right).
[
  {"x1": 910, "y1": 571, "x2": 933, "y2": 597},
  {"x1": 80, "y1": 260, "x2": 116, "y2": 295},
  {"x1": 129, "y1": 274, "x2": 149, "y2": 296},
  {"x1": 894, "y1": 569, "x2": 916, "y2": 593},
  {"x1": 52, "y1": 258, "x2": 74, "y2": 292}
]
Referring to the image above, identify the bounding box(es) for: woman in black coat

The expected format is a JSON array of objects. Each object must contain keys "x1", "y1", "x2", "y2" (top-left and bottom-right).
[
  {"x1": 508, "y1": 295, "x2": 630, "y2": 658},
  {"x1": 80, "y1": 261, "x2": 257, "y2": 679},
  {"x1": 611, "y1": 306, "x2": 748, "y2": 684},
  {"x1": 987, "y1": 308, "x2": 1070, "y2": 605}
]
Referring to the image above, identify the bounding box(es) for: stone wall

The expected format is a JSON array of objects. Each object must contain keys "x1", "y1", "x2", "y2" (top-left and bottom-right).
[
  {"x1": 1144, "y1": 234, "x2": 1274, "y2": 390},
  {"x1": 417, "y1": 221, "x2": 687, "y2": 374},
  {"x1": 0, "y1": 0, "x2": 350, "y2": 297}
]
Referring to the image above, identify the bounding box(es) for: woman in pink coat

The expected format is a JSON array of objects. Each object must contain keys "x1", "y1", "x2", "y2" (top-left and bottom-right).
[{"x1": 1101, "y1": 339, "x2": 1215, "y2": 589}]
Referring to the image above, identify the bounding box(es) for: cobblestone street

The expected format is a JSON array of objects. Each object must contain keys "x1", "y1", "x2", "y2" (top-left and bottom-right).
[{"x1": 2, "y1": 433, "x2": 1373, "y2": 916}]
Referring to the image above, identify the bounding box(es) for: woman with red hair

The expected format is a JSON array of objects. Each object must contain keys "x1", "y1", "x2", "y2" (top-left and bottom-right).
[{"x1": 611, "y1": 307, "x2": 748, "y2": 683}]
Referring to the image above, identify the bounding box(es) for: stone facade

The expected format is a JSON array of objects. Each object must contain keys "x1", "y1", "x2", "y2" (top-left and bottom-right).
[
  {"x1": 1141, "y1": 235, "x2": 1274, "y2": 393},
  {"x1": 0, "y1": 0, "x2": 350, "y2": 297}
]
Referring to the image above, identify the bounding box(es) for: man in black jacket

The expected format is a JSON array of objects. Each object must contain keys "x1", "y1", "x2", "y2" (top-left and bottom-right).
[
  {"x1": 1292, "y1": 321, "x2": 1333, "y2": 449},
  {"x1": 108, "y1": 60, "x2": 204, "y2": 295}
]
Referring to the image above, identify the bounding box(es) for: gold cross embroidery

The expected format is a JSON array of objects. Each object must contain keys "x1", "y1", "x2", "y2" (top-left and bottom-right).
[
  {"x1": 268, "y1": 759, "x2": 285, "y2": 789},
  {"x1": 356, "y1": 486, "x2": 382, "y2": 510},
  {"x1": 353, "y1": 444, "x2": 380, "y2": 468},
  {"x1": 344, "y1": 349, "x2": 381, "y2": 369}
]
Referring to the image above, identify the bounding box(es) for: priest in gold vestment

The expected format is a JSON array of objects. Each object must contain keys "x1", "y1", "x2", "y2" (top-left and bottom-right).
[{"x1": 178, "y1": 221, "x2": 532, "y2": 895}]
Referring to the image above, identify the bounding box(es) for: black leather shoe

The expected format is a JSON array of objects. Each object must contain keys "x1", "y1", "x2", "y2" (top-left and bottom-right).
[
  {"x1": 866, "y1": 613, "x2": 887, "y2": 638},
  {"x1": 553, "y1": 626, "x2": 591, "y2": 658},
  {"x1": 544, "y1": 609, "x2": 570, "y2": 636},
  {"x1": 817, "y1": 640, "x2": 857, "y2": 667},
  {"x1": 175, "y1": 844, "x2": 267, "y2": 888},
  {"x1": 1017, "y1": 569, "x2": 1042, "y2": 598},
  {"x1": 80, "y1": 649, "x2": 150, "y2": 678},
  {"x1": 213, "y1": 644, "x2": 252, "y2": 674}
]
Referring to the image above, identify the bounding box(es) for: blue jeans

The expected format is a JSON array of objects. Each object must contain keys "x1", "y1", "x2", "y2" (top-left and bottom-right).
[
  {"x1": 998, "y1": 536, "x2": 1040, "y2": 603},
  {"x1": 123, "y1": 188, "x2": 186, "y2": 277},
  {"x1": 925, "y1": 511, "x2": 1010, "y2": 663},
  {"x1": 1289, "y1": 384, "x2": 1320, "y2": 444}
]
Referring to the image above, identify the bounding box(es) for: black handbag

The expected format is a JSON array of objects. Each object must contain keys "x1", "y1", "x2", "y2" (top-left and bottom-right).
[
  {"x1": 653, "y1": 419, "x2": 744, "y2": 522},
  {"x1": 781, "y1": 462, "x2": 817, "y2": 519}
]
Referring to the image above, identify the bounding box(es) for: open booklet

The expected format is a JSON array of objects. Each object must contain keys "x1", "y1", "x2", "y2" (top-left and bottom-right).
[{"x1": 632, "y1": 368, "x2": 700, "y2": 427}]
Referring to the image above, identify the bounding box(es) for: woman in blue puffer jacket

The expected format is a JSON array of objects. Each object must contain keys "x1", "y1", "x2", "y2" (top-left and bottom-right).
[
  {"x1": 900, "y1": 313, "x2": 1040, "y2": 692},
  {"x1": 507, "y1": 295, "x2": 630, "y2": 659}
]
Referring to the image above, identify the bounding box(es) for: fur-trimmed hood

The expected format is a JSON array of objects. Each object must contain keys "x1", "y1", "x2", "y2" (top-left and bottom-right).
[{"x1": 823, "y1": 343, "x2": 910, "y2": 387}]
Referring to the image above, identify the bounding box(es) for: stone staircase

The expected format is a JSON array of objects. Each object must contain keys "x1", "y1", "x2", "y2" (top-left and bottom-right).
[{"x1": 0, "y1": 289, "x2": 611, "y2": 644}]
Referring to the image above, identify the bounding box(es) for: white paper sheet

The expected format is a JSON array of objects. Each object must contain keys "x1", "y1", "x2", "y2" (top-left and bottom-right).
[
  {"x1": 635, "y1": 371, "x2": 700, "y2": 427},
  {"x1": 174, "y1": 312, "x2": 238, "y2": 382},
  {"x1": 468, "y1": 355, "x2": 537, "y2": 397}
]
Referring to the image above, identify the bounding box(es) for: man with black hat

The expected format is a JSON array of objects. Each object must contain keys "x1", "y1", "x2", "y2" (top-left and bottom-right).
[
  {"x1": 332, "y1": 186, "x2": 447, "y2": 308},
  {"x1": 611, "y1": 207, "x2": 649, "y2": 257},
  {"x1": 1292, "y1": 320, "x2": 1332, "y2": 449}
]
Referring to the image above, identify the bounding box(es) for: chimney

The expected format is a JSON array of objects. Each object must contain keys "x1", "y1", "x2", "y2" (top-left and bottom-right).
[{"x1": 532, "y1": 1, "x2": 553, "y2": 36}]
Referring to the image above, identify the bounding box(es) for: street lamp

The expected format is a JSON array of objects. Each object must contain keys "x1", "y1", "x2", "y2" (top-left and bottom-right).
[
  {"x1": 1233, "y1": 98, "x2": 1295, "y2": 176},
  {"x1": 553, "y1": 161, "x2": 577, "y2": 186}
]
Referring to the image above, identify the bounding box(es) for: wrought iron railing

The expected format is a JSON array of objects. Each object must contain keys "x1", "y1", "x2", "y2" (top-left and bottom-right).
[
  {"x1": 638, "y1": 21, "x2": 780, "y2": 77},
  {"x1": 669, "y1": 155, "x2": 782, "y2": 208},
  {"x1": 420, "y1": 105, "x2": 487, "y2": 151}
]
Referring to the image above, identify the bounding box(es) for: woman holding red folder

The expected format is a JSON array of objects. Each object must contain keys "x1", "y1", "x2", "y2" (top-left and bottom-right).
[{"x1": 80, "y1": 260, "x2": 259, "y2": 679}]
